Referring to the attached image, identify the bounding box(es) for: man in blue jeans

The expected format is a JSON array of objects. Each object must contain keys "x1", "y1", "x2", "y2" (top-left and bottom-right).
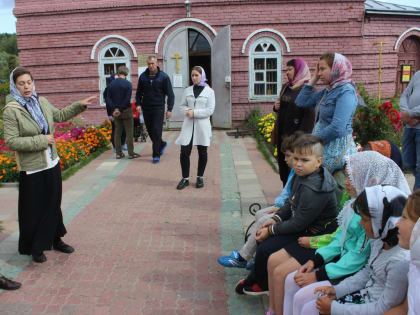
[
  {"x1": 400, "y1": 70, "x2": 420, "y2": 191},
  {"x1": 136, "y1": 56, "x2": 174, "y2": 164}
]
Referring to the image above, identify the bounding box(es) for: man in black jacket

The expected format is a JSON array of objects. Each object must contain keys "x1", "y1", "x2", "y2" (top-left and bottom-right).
[
  {"x1": 136, "y1": 56, "x2": 174, "y2": 164},
  {"x1": 106, "y1": 66, "x2": 140, "y2": 159}
]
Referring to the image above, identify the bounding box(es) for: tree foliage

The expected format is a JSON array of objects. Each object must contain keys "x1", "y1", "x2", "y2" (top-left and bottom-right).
[{"x1": 0, "y1": 33, "x2": 18, "y2": 82}]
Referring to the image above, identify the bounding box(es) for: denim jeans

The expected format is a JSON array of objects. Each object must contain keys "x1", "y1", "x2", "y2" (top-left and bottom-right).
[{"x1": 402, "y1": 127, "x2": 420, "y2": 191}]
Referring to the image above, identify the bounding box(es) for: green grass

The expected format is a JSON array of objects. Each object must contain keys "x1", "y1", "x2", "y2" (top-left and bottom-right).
[{"x1": 61, "y1": 146, "x2": 110, "y2": 181}]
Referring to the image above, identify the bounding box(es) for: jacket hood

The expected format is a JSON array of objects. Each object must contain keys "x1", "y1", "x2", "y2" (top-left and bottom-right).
[{"x1": 299, "y1": 166, "x2": 336, "y2": 193}]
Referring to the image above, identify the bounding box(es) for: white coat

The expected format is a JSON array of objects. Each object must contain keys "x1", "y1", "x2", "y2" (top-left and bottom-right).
[{"x1": 175, "y1": 85, "x2": 215, "y2": 147}]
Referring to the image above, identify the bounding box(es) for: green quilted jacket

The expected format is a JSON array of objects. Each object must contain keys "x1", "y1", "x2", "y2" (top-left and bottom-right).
[{"x1": 3, "y1": 95, "x2": 86, "y2": 171}]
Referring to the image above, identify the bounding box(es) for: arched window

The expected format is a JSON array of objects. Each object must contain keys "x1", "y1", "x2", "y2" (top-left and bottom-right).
[
  {"x1": 99, "y1": 43, "x2": 131, "y2": 105},
  {"x1": 249, "y1": 37, "x2": 282, "y2": 100}
]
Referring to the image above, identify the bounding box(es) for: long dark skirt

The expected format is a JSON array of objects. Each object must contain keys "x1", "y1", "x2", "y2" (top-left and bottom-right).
[{"x1": 18, "y1": 163, "x2": 66, "y2": 255}]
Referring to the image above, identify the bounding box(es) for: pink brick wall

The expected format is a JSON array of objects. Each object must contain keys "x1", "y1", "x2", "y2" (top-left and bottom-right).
[{"x1": 13, "y1": 0, "x2": 420, "y2": 125}]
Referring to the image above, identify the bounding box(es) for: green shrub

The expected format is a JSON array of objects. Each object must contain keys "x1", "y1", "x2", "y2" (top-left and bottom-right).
[{"x1": 353, "y1": 84, "x2": 403, "y2": 147}]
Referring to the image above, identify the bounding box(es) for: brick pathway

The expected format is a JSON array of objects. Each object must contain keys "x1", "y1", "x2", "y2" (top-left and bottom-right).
[{"x1": 0, "y1": 131, "x2": 282, "y2": 315}]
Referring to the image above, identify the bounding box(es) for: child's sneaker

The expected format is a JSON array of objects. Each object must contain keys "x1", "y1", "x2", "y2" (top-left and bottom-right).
[
  {"x1": 122, "y1": 144, "x2": 128, "y2": 151},
  {"x1": 243, "y1": 283, "x2": 269, "y2": 296},
  {"x1": 153, "y1": 157, "x2": 160, "y2": 164},
  {"x1": 235, "y1": 278, "x2": 253, "y2": 295},
  {"x1": 217, "y1": 251, "x2": 247, "y2": 268}
]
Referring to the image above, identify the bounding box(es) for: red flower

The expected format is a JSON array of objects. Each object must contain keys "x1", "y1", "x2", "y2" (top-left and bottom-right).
[{"x1": 379, "y1": 101, "x2": 393, "y2": 111}]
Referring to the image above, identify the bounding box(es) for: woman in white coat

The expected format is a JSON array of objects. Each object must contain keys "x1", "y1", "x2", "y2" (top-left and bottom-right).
[{"x1": 175, "y1": 66, "x2": 215, "y2": 190}]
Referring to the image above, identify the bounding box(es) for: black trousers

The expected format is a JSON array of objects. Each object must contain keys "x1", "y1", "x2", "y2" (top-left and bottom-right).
[
  {"x1": 248, "y1": 222, "x2": 337, "y2": 290},
  {"x1": 18, "y1": 163, "x2": 66, "y2": 254},
  {"x1": 180, "y1": 137, "x2": 208, "y2": 178},
  {"x1": 143, "y1": 108, "x2": 165, "y2": 158},
  {"x1": 110, "y1": 120, "x2": 126, "y2": 148},
  {"x1": 277, "y1": 143, "x2": 291, "y2": 187}
]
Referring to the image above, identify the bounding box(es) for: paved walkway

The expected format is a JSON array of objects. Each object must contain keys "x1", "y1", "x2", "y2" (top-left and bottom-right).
[{"x1": 0, "y1": 131, "x2": 281, "y2": 315}]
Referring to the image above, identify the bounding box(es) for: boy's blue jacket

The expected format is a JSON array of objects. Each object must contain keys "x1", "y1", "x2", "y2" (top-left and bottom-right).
[{"x1": 271, "y1": 166, "x2": 338, "y2": 235}]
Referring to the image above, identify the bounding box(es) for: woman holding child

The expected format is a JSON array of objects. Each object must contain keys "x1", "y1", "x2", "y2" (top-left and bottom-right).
[
  {"x1": 272, "y1": 58, "x2": 314, "y2": 186},
  {"x1": 296, "y1": 52, "x2": 358, "y2": 173},
  {"x1": 175, "y1": 66, "x2": 215, "y2": 190}
]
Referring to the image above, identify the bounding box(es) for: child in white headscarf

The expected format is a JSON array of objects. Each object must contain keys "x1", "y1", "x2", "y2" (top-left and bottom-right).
[
  {"x1": 303, "y1": 185, "x2": 410, "y2": 315},
  {"x1": 384, "y1": 190, "x2": 420, "y2": 315}
]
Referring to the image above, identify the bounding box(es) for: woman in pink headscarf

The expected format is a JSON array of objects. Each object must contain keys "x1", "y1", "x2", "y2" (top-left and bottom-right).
[
  {"x1": 295, "y1": 52, "x2": 358, "y2": 173},
  {"x1": 273, "y1": 58, "x2": 315, "y2": 186},
  {"x1": 175, "y1": 66, "x2": 215, "y2": 190}
]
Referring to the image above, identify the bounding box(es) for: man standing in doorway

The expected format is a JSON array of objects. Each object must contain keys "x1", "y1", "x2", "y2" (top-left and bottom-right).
[
  {"x1": 136, "y1": 56, "x2": 175, "y2": 164},
  {"x1": 107, "y1": 66, "x2": 140, "y2": 159}
]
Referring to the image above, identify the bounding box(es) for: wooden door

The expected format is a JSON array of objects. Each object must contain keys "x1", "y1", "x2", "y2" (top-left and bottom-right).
[
  {"x1": 396, "y1": 36, "x2": 420, "y2": 95},
  {"x1": 163, "y1": 28, "x2": 190, "y2": 129},
  {"x1": 211, "y1": 26, "x2": 232, "y2": 128}
]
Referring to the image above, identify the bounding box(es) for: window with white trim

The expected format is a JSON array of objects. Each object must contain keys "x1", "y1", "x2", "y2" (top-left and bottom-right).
[
  {"x1": 249, "y1": 37, "x2": 282, "y2": 100},
  {"x1": 99, "y1": 43, "x2": 131, "y2": 105}
]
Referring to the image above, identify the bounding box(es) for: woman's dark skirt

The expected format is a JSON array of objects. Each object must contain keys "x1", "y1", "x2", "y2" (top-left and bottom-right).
[{"x1": 18, "y1": 163, "x2": 66, "y2": 255}]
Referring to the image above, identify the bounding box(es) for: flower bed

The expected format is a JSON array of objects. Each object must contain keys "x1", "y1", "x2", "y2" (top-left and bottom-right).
[
  {"x1": 257, "y1": 112, "x2": 278, "y2": 157},
  {"x1": 0, "y1": 120, "x2": 111, "y2": 182}
]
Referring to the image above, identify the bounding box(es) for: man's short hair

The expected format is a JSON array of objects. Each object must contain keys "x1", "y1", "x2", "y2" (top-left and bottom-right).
[
  {"x1": 147, "y1": 56, "x2": 157, "y2": 62},
  {"x1": 281, "y1": 131, "x2": 305, "y2": 153},
  {"x1": 117, "y1": 66, "x2": 129, "y2": 76},
  {"x1": 292, "y1": 134, "x2": 323, "y2": 158}
]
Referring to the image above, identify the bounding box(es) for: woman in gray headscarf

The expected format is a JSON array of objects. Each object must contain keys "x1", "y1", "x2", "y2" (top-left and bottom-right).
[
  {"x1": 304, "y1": 185, "x2": 410, "y2": 315},
  {"x1": 3, "y1": 67, "x2": 95, "y2": 263}
]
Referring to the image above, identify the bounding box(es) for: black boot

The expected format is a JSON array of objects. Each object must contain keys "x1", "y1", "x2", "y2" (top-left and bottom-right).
[
  {"x1": 0, "y1": 275, "x2": 21, "y2": 290},
  {"x1": 176, "y1": 178, "x2": 189, "y2": 190},
  {"x1": 32, "y1": 250, "x2": 47, "y2": 263},
  {"x1": 196, "y1": 177, "x2": 204, "y2": 188},
  {"x1": 53, "y1": 238, "x2": 75, "y2": 254}
]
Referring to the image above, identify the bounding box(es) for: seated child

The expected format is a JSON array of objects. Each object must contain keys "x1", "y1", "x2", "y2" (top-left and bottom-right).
[
  {"x1": 384, "y1": 190, "x2": 420, "y2": 315},
  {"x1": 271, "y1": 151, "x2": 411, "y2": 315},
  {"x1": 236, "y1": 134, "x2": 338, "y2": 295},
  {"x1": 303, "y1": 185, "x2": 410, "y2": 315},
  {"x1": 217, "y1": 132, "x2": 302, "y2": 268}
]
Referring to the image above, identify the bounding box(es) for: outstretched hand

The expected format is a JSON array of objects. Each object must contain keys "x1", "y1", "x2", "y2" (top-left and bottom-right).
[{"x1": 80, "y1": 95, "x2": 98, "y2": 106}]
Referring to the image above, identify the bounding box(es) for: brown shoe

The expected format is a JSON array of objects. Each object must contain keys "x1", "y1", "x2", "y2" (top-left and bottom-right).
[{"x1": 0, "y1": 275, "x2": 21, "y2": 290}]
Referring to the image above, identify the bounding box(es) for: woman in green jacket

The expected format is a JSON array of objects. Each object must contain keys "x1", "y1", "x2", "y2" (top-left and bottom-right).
[{"x1": 3, "y1": 67, "x2": 96, "y2": 263}]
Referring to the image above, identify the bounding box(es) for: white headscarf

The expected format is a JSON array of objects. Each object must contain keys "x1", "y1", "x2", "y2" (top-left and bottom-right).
[
  {"x1": 338, "y1": 151, "x2": 411, "y2": 248},
  {"x1": 365, "y1": 185, "x2": 408, "y2": 241},
  {"x1": 345, "y1": 151, "x2": 411, "y2": 196}
]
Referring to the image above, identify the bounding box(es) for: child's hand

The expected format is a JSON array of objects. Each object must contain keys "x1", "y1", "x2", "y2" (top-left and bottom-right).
[
  {"x1": 255, "y1": 227, "x2": 270, "y2": 242},
  {"x1": 314, "y1": 286, "x2": 336, "y2": 299},
  {"x1": 186, "y1": 109, "x2": 194, "y2": 118},
  {"x1": 294, "y1": 271, "x2": 317, "y2": 287},
  {"x1": 316, "y1": 296, "x2": 333, "y2": 314},
  {"x1": 261, "y1": 218, "x2": 276, "y2": 229},
  {"x1": 298, "y1": 237, "x2": 311, "y2": 248},
  {"x1": 298, "y1": 260, "x2": 314, "y2": 274}
]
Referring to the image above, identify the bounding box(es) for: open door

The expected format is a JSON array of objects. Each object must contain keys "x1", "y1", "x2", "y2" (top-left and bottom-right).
[
  {"x1": 211, "y1": 25, "x2": 232, "y2": 128},
  {"x1": 163, "y1": 29, "x2": 189, "y2": 129}
]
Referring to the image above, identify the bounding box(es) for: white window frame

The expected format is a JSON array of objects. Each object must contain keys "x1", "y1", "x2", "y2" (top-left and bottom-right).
[
  {"x1": 249, "y1": 37, "x2": 282, "y2": 101},
  {"x1": 99, "y1": 43, "x2": 131, "y2": 106}
]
